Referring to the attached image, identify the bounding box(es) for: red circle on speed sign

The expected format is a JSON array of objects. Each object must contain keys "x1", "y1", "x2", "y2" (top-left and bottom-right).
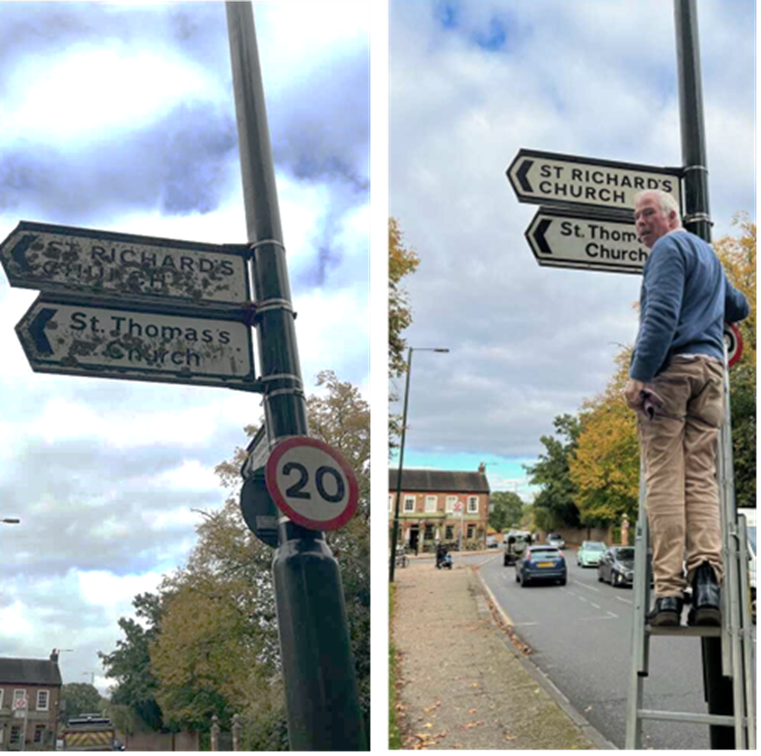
[
  {"x1": 265, "y1": 436, "x2": 359, "y2": 531},
  {"x1": 724, "y1": 323, "x2": 743, "y2": 368}
]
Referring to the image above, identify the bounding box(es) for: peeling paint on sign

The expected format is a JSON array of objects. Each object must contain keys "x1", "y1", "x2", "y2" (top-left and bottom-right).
[
  {"x1": 16, "y1": 296, "x2": 256, "y2": 390},
  {"x1": 0, "y1": 221, "x2": 249, "y2": 307}
]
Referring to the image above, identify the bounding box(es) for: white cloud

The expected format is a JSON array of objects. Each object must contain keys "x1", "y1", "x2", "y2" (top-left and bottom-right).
[{"x1": 5, "y1": 45, "x2": 218, "y2": 147}]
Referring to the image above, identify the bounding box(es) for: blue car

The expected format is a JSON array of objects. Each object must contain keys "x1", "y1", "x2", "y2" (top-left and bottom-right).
[{"x1": 516, "y1": 545, "x2": 567, "y2": 587}]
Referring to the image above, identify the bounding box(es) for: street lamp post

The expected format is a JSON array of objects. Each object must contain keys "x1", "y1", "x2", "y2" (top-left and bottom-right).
[{"x1": 390, "y1": 346, "x2": 449, "y2": 583}]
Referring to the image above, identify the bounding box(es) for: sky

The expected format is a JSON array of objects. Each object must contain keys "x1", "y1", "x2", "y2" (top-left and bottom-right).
[
  {"x1": 0, "y1": 1, "x2": 369, "y2": 696},
  {"x1": 389, "y1": 0, "x2": 756, "y2": 497}
]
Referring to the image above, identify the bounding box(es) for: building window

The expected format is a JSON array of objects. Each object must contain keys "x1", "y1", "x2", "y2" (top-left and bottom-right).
[
  {"x1": 425, "y1": 495, "x2": 437, "y2": 513},
  {"x1": 10, "y1": 726, "x2": 21, "y2": 745},
  {"x1": 404, "y1": 496, "x2": 415, "y2": 513},
  {"x1": 13, "y1": 689, "x2": 26, "y2": 708},
  {"x1": 467, "y1": 524, "x2": 477, "y2": 539},
  {"x1": 445, "y1": 525, "x2": 454, "y2": 540},
  {"x1": 37, "y1": 690, "x2": 49, "y2": 711},
  {"x1": 445, "y1": 496, "x2": 456, "y2": 513},
  {"x1": 34, "y1": 726, "x2": 45, "y2": 744},
  {"x1": 467, "y1": 496, "x2": 478, "y2": 514},
  {"x1": 424, "y1": 524, "x2": 435, "y2": 540}
]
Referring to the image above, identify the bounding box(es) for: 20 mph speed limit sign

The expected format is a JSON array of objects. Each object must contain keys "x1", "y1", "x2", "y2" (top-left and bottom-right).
[{"x1": 265, "y1": 436, "x2": 359, "y2": 531}]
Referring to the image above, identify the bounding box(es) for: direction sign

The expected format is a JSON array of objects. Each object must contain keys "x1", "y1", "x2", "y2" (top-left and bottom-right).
[
  {"x1": 507, "y1": 149, "x2": 682, "y2": 213},
  {"x1": 241, "y1": 424, "x2": 270, "y2": 480},
  {"x1": 16, "y1": 295, "x2": 257, "y2": 390},
  {"x1": 240, "y1": 472, "x2": 279, "y2": 548},
  {"x1": 525, "y1": 207, "x2": 649, "y2": 274},
  {"x1": 0, "y1": 221, "x2": 250, "y2": 308},
  {"x1": 265, "y1": 437, "x2": 358, "y2": 531}
]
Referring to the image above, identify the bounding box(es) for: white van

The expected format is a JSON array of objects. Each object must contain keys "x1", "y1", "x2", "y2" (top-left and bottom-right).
[{"x1": 738, "y1": 508, "x2": 756, "y2": 622}]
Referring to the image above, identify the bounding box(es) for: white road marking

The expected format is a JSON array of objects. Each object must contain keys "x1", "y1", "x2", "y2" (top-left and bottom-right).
[
  {"x1": 615, "y1": 596, "x2": 633, "y2": 605},
  {"x1": 590, "y1": 602, "x2": 601, "y2": 609},
  {"x1": 579, "y1": 611, "x2": 619, "y2": 622},
  {"x1": 572, "y1": 580, "x2": 601, "y2": 593},
  {"x1": 577, "y1": 595, "x2": 588, "y2": 603},
  {"x1": 514, "y1": 621, "x2": 539, "y2": 627}
]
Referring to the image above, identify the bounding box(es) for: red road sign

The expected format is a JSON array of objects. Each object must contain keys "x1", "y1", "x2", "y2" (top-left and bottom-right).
[
  {"x1": 265, "y1": 436, "x2": 358, "y2": 531},
  {"x1": 725, "y1": 323, "x2": 743, "y2": 368}
]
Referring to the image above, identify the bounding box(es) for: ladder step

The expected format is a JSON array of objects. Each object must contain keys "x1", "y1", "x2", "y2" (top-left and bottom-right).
[
  {"x1": 638, "y1": 709, "x2": 737, "y2": 727},
  {"x1": 646, "y1": 624, "x2": 722, "y2": 637}
]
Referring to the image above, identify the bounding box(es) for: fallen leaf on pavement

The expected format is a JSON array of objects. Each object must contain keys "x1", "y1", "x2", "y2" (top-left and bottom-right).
[
  {"x1": 470, "y1": 682, "x2": 479, "y2": 688},
  {"x1": 464, "y1": 721, "x2": 485, "y2": 729},
  {"x1": 423, "y1": 723, "x2": 433, "y2": 729},
  {"x1": 468, "y1": 708, "x2": 477, "y2": 714}
]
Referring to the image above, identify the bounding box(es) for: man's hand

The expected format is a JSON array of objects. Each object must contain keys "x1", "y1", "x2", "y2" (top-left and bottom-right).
[{"x1": 624, "y1": 378, "x2": 646, "y2": 410}]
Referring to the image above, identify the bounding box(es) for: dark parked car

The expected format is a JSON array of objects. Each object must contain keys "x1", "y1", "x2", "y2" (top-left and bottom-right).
[
  {"x1": 598, "y1": 546, "x2": 635, "y2": 587},
  {"x1": 515, "y1": 545, "x2": 567, "y2": 587}
]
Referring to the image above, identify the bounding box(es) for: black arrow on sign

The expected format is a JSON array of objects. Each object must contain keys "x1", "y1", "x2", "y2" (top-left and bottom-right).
[
  {"x1": 9, "y1": 234, "x2": 39, "y2": 271},
  {"x1": 516, "y1": 159, "x2": 534, "y2": 193},
  {"x1": 29, "y1": 307, "x2": 57, "y2": 355},
  {"x1": 533, "y1": 218, "x2": 553, "y2": 255}
]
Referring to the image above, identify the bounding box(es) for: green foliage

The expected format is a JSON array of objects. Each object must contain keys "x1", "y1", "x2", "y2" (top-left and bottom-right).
[
  {"x1": 60, "y1": 683, "x2": 102, "y2": 721},
  {"x1": 488, "y1": 491, "x2": 524, "y2": 532},
  {"x1": 389, "y1": 218, "x2": 420, "y2": 379}
]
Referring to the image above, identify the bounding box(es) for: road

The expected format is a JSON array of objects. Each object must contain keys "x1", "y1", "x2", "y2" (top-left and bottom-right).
[{"x1": 474, "y1": 549, "x2": 727, "y2": 750}]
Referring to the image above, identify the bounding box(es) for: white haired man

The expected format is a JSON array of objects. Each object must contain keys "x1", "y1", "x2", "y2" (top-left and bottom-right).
[{"x1": 624, "y1": 189, "x2": 749, "y2": 627}]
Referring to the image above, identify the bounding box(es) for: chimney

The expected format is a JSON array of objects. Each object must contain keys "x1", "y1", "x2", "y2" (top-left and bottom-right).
[
  {"x1": 50, "y1": 649, "x2": 59, "y2": 663},
  {"x1": 478, "y1": 462, "x2": 486, "y2": 475}
]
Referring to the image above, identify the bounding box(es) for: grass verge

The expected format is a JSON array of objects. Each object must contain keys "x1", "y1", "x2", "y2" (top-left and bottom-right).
[{"x1": 389, "y1": 582, "x2": 403, "y2": 749}]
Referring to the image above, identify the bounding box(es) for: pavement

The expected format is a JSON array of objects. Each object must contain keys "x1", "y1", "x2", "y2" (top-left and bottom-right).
[{"x1": 391, "y1": 556, "x2": 608, "y2": 750}]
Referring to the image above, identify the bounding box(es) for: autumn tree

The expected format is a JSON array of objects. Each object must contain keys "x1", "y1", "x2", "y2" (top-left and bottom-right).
[
  {"x1": 146, "y1": 371, "x2": 370, "y2": 747},
  {"x1": 60, "y1": 683, "x2": 102, "y2": 721},
  {"x1": 715, "y1": 216, "x2": 756, "y2": 508},
  {"x1": 389, "y1": 218, "x2": 420, "y2": 446},
  {"x1": 570, "y1": 349, "x2": 640, "y2": 527},
  {"x1": 488, "y1": 491, "x2": 524, "y2": 532}
]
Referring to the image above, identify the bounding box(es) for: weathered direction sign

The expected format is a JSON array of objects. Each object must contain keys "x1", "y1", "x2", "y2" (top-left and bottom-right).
[
  {"x1": 507, "y1": 149, "x2": 682, "y2": 213},
  {"x1": 0, "y1": 221, "x2": 250, "y2": 307},
  {"x1": 525, "y1": 207, "x2": 649, "y2": 274},
  {"x1": 241, "y1": 424, "x2": 270, "y2": 480},
  {"x1": 16, "y1": 296, "x2": 256, "y2": 390}
]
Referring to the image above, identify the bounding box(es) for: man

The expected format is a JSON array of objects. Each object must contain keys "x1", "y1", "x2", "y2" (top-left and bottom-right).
[{"x1": 624, "y1": 189, "x2": 749, "y2": 627}]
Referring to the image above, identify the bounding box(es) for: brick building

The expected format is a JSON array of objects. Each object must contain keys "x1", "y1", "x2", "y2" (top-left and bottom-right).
[
  {"x1": 0, "y1": 650, "x2": 62, "y2": 751},
  {"x1": 389, "y1": 464, "x2": 491, "y2": 553}
]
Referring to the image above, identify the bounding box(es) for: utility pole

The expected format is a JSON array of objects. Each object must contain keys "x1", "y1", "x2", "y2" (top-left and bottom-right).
[
  {"x1": 225, "y1": 4, "x2": 366, "y2": 750},
  {"x1": 673, "y1": 0, "x2": 734, "y2": 748}
]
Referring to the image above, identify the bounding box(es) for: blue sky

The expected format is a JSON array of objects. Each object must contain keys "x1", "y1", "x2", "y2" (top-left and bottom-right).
[
  {"x1": 390, "y1": 0, "x2": 755, "y2": 497},
  {"x1": 0, "y1": 1, "x2": 368, "y2": 695}
]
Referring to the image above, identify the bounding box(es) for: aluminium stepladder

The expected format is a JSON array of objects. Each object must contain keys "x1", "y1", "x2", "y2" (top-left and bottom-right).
[{"x1": 625, "y1": 346, "x2": 756, "y2": 750}]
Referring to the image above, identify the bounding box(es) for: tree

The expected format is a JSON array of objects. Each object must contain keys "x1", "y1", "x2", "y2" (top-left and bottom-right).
[
  {"x1": 525, "y1": 415, "x2": 582, "y2": 531},
  {"x1": 715, "y1": 217, "x2": 756, "y2": 509},
  {"x1": 488, "y1": 491, "x2": 524, "y2": 532},
  {"x1": 570, "y1": 349, "x2": 639, "y2": 527},
  {"x1": 389, "y1": 218, "x2": 420, "y2": 447},
  {"x1": 60, "y1": 683, "x2": 102, "y2": 721},
  {"x1": 146, "y1": 372, "x2": 370, "y2": 744},
  {"x1": 98, "y1": 592, "x2": 166, "y2": 731}
]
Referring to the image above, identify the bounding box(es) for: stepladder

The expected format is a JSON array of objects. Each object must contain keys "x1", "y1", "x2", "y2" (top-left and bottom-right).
[{"x1": 625, "y1": 350, "x2": 756, "y2": 749}]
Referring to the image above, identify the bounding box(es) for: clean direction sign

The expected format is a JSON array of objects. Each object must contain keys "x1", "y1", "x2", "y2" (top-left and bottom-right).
[
  {"x1": 525, "y1": 208, "x2": 649, "y2": 274},
  {"x1": 16, "y1": 296, "x2": 256, "y2": 390},
  {"x1": 0, "y1": 221, "x2": 250, "y2": 307},
  {"x1": 507, "y1": 149, "x2": 682, "y2": 213}
]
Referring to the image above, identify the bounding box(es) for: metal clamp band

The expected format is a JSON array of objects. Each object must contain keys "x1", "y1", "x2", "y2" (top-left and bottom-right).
[
  {"x1": 683, "y1": 212, "x2": 713, "y2": 225},
  {"x1": 264, "y1": 387, "x2": 305, "y2": 400},
  {"x1": 259, "y1": 373, "x2": 303, "y2": 385},
  {"x1": 683, "y1": 165, "x2": 709, "y2": 174},
  {"x1": 254, "y1": 298, "x2": 294, "y2": 315},
  {"x1": 249, "y1": 239, "x2": 286, "y2": 252}
]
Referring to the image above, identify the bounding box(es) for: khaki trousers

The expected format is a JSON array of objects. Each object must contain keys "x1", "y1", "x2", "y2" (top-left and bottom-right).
[{"x1": 637, "y1": 356, "x2": 725, "y2": 597}]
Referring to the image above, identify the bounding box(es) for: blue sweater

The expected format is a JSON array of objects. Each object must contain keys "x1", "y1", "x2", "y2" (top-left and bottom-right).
[{"x1": 630, "y1": 230, "x2": 749, "y2": 383}]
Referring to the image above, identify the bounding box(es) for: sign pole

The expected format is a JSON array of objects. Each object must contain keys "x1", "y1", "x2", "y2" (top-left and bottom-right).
[
  {"x1": 225, "y1": 3, "x2": 366, "y2": 750},
  {"x1": 674, "y1": 0, "x2": 734, "y2": 747}
]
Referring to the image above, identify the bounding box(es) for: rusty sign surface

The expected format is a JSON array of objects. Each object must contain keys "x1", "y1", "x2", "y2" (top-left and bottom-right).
[
  {"x1": 16, "y1": 295, "x2": 257, "y2": 390},
  {"x1": 0, "y1": 221, "x2": 250, "y2": 308}
]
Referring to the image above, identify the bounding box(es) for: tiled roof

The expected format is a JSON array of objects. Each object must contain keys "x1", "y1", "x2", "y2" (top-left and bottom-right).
[
  {"x1": 388, "y1": 468, "x2": 490, "y2": 494},
  {"x1": 0, "y1": 658, "x2": 62, "y2": 686}
]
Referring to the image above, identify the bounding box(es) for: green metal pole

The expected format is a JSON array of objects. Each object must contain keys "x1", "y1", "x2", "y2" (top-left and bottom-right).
[{"x1": 225, "y1": 4, "x2": 366, "y2": 749}]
